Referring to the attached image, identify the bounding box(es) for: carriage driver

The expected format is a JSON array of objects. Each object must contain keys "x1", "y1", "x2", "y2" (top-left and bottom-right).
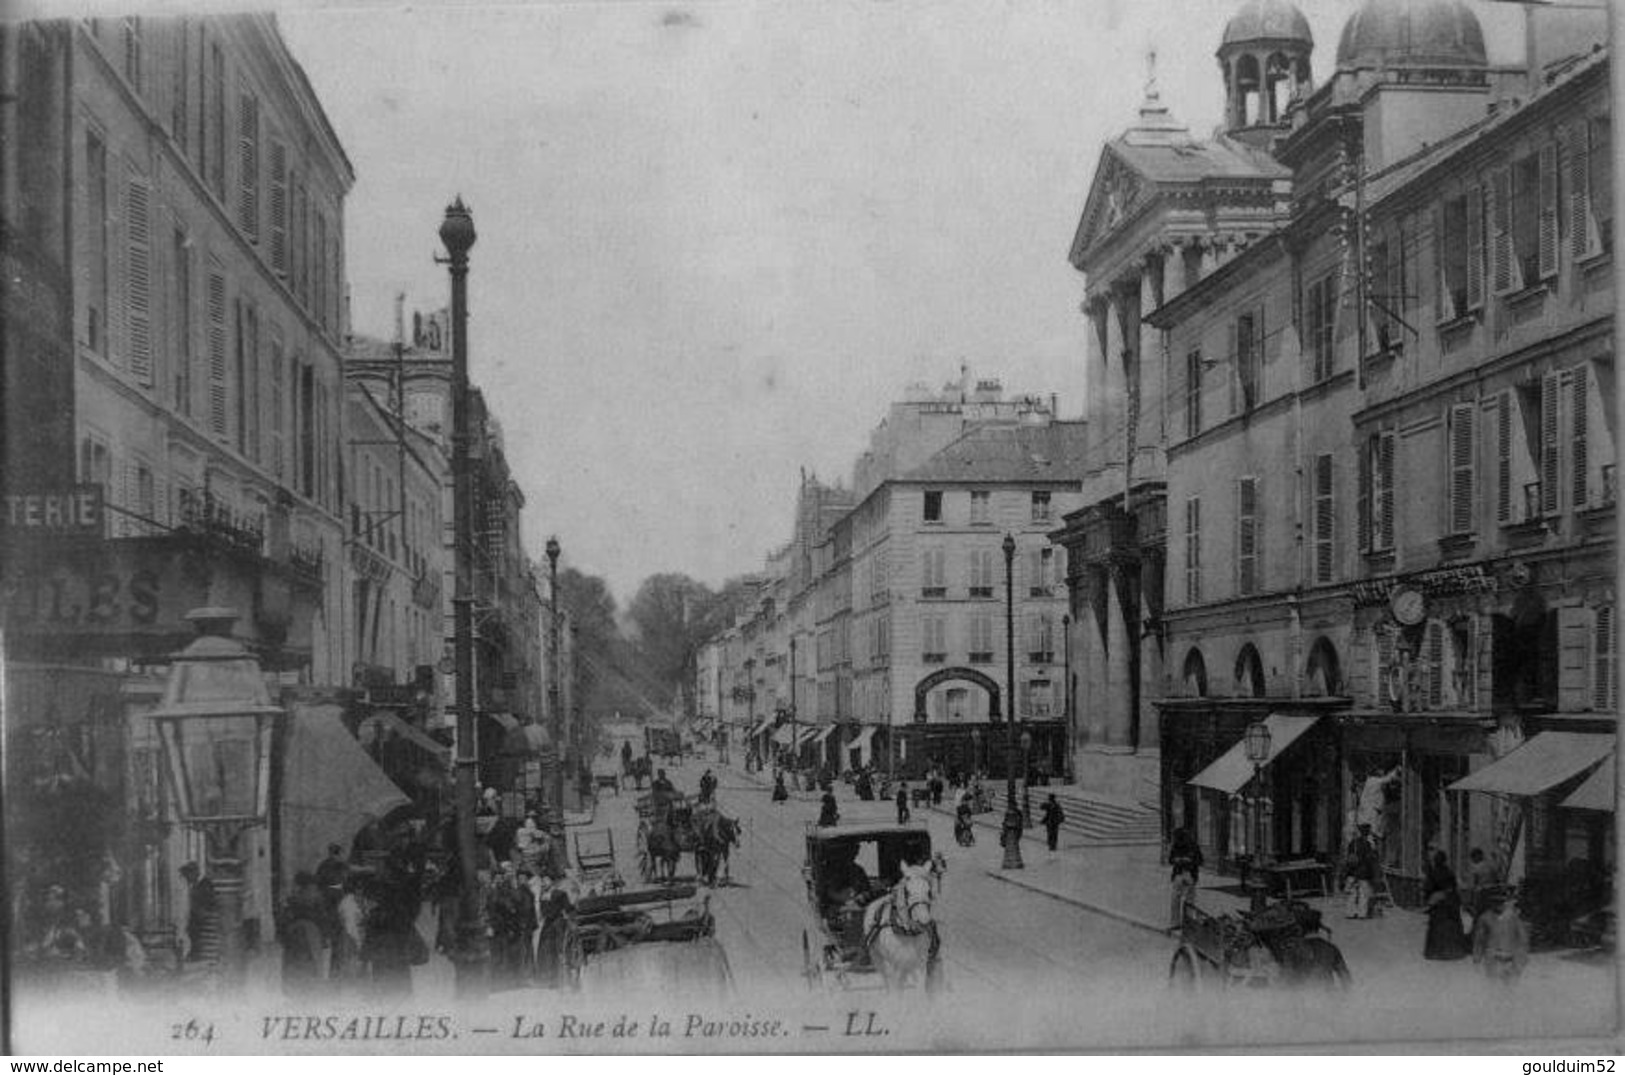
[{"x1": 825, "y1": 843, "x2": 874, "y2": 911}]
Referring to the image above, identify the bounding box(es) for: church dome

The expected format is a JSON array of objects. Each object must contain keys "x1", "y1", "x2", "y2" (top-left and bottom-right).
[
  {"x1": 1335, "y1": 0, "x2": 1487, "y2": 69},
  {"x1": 1222, "y1": 0, "x2": 1313, "y2": 50}
]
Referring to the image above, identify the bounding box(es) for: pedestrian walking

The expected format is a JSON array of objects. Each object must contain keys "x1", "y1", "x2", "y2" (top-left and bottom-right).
[
  {"x1": 1342, "y1": 823, "x2": 1380, "y2": 919},
  {"x1": 895, "y1": 783, "x2": 911, "y2": 825},
  {"x1": 818, "y1": 788, "x2": 840, "y2": 827},
  {"x1": 1422, "y1": 850, "x2": 1470, "y2": 960},
  {"x1": 1471, "y1": 885, "x2": 1529, "y2": 983},
  {"x1": 1039, "y1": 794, "x2": 1065, "y2": 852},
  {"x1": 278, "y1": 872, "x2": 332, "y2": 996},
  {"x1": 1463, "y1": 846, "x2": 1498, "y2": 921},
  {"x1": 1168, "y1": 827, "x2": 1203, "y2": 932},
  {"x1": 772, "y1": 769, "x2": 789, "y2": 803}
]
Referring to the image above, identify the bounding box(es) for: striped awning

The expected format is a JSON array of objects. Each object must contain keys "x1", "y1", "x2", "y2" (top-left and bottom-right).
[
  {"x1": 1187, "y1": 714, "x2": 1320, "y2": 795},
  {"x1": 848, "y1": 726, "x2": 877, "y2": 752},
  {"x1": 1563, "y1": 760, "x2": 1615, "y2": 812},
  {"x1": 772, "y1": 724, "x2": 797, "y2": 746},
  {"x1": 1449, "y1": 732, "x2": 1615, "y2": 797}
]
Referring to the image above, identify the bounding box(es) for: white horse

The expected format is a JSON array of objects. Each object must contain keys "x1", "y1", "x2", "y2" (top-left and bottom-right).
[{"x1": 862, "y1": 864, "x2": 942, "y2": 992}]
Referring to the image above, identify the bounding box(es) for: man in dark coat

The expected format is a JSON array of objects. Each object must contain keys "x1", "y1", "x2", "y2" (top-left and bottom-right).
[
  {"x1": 895, "y1": 783, "x2": 911, "y2": 825},
  {"x1": 1039, "y1": 794, "x2": 1065, "y2": 852}
]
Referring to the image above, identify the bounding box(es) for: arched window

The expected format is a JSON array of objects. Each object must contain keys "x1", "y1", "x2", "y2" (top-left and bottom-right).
[
  {"x1": 1305, "y1": 636, "x2": 1342, "y2": 697},
  {"x1": 1235, "y1": 54, "x2": 1263, "y2": 125},
  {"x1": 1182, "y1": 648, "x2": 1209, "y2": 697},
  {"x1": 1234, "y1": 644, "x2": 1266, "y2": 698}
]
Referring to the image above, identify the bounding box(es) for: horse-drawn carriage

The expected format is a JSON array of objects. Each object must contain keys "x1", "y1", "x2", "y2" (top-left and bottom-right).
[
  {"x1": 634, "y1": 791, "x2": 739, "y2": 886},
  {"x1": 561, "y1": 883, "x2": 729, "y2": 993},
  {"x1": 1168, "y1": 898, "x2": 1351, "y2": 990},
  {"x1": 801, "y1": 822, "x2": 943, "y2": 992}
]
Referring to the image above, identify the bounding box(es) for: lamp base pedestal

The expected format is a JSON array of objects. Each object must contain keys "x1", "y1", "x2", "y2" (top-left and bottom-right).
[{"x1": 1000, "y1": 809, "x2": 1025, "y2": 870}]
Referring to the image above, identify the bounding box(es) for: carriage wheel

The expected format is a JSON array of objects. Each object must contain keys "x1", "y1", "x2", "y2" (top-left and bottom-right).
[
  {"x1": 1168, "y1": 947, "x2": 1202, "y2": 991},
  {"x1": 802, "y1": 930, "x2": 822, "y2": 990}
]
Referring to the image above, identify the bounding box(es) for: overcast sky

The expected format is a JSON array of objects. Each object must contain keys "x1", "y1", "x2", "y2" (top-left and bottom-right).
[{"x1": 266, "y1": 0, "x2": 1524, "y2": 604}]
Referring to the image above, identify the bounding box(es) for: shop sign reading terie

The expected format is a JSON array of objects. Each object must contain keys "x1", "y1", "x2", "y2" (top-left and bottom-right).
[{"x1": 3, "y1": 485, "x2": 103, "y2": 533}]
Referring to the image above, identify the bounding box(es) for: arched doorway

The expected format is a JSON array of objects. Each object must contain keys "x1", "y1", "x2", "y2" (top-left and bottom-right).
[
  {"x1": 1182, "y1": 647, "x2": 1209, "y2": 697},
  {"x1": 1234, "y1": 644, "x2": 1266, "y2": 698},
  {"x1": 902, "y1": 667, "x2": 1008, "y2": 781},
  {"x1": 1305, "y1": 636, "x2": 1342, "y2": 697}
]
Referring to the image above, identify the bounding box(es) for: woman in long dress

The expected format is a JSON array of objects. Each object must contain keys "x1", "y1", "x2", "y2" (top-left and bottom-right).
[{"x1": 1422, "y1": 850, "x2": 1470, "y2": 960}]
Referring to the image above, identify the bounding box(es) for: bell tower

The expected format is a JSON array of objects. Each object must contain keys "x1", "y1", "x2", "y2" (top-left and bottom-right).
[{"x1": 1218, "y1": 0, "x2": 1313, "y2": 144}]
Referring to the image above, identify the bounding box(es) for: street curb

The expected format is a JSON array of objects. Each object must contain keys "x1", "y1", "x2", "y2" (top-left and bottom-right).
[{"x1": 982, "y1": 868, "x2": 1170, "y2": 937}]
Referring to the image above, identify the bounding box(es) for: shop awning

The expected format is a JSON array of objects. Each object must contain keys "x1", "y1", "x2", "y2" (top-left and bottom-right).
[
  {"x1": 1562, "y1": 760, "x2": 1616, "y2": 812},
  {"x1": 363, "y1": 712, "x2": 451, "y2": 762},
  {"x1": 1187, "y1": 714, "x2": 1320, "y2": 795},
  {"x1": 485, "y1": 711, "x2": 519, "y2": 731},
  {"x1": 794, "y1": 727, "x2": 820, "y2": 747},
  {"x1": 280, "y1": 704, "x2": 410, "y2": 881},
  {"x1": 501, "y1": 722, "x2": 554, "y2": 756},
  {"x1": 848, "y1": 726, "x2": 877, "y2": 752},
  {"x1": 811, "y1": 725, "x2": 836, "y2": 746},
  {"x1": 772, "y1": 724, "x2": 797, "y2": 746},
  {"x1": 749, "y1": 719, "x2": 772, "y2": 738},
  {"x1": 1450, "y1": 732, "x2": 1615, "y2": 797}
]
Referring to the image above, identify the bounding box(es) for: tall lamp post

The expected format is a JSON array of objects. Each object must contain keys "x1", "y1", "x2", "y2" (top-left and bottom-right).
[
  {"x1": 150, "y1": 608, "x2": 280, "y2": 989},
  {"x1": 1244, "y1": 721, "x2": 1273, "y2": 912},
  {"x1": 438, "y1": 197, "x2": 488, "y2": 994},
  {"x1": 1061, "y1": 613, "x2": 1073, "y2": 784},
  {"x1": 1001, "y1": 533, "x2": 1023, "y2": 869},
  {"x1": 546, "y1": 535, "x2": 563, "y2": 840},
  {"x1": 789, "y1": 635, "x2": 798, "y2": 779}
]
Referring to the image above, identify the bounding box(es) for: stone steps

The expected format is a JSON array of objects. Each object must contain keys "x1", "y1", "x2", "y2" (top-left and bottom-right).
[{"x1": 980, "y1": 784, "x2": 1162, "y2": 846}]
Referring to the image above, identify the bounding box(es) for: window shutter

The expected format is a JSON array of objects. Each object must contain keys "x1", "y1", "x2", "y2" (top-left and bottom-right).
[
  {"x1": 1595, "y1": 606, "x2": 1615, "y2": 712},
  {"x1": 1490, "y1": 167, "x2": 1515, "y2": 294},
  {"x1": 1570, "y1": 121, "x2": 1599, "y2": 258},
  {"x1": 1448, "y1": 402, "x2": 1476, "y2": 535},
  {"x1": 1466, "y1": 184, "x2": 1485, "y2": 310},
  {"x1": 124, "y1": 170, "x2": 152, "y2": 386},
  {"x1": 207, "y1": 263, "x2": 227, "y2": 438},
  {"x1": 1426, "y1": 621, "x2": 1444, "y2": 708},
  {"x1": 1185, "y1": 497, "x2": 1201, "y2": 604},
  {"x1": 1357, "y1": 434, "x2": 1372, "y2": 551},
  {"x1": 1492, "y1": 392, "x2": 1512, "y2": 523},
  {"x1": 1376, "y1": 433, "x2": 1395, "y2": 551},
  {"x1": 1571, "y1": 367, "x2": 1589, "y2": 509},
  {"x1": 269, "y1": 141, "x2": 287, "y2": 275},
  {"x1": 1375, "y1": 626, "x2": 1395, "y2": 708},
  {"x1": 1538, "y1": 140, "x2": 1559, "y2": 280},
  {"x1": 1227, "y1": 320, "x2": 1239, "y2": 416},
  {"x1": 1540, "y1": 370, "x2": 1561, "y2": 516},
  {"x1": 1236, "y1": 477, "x2": 1258, "y2": 595},
  {"x1": 236, "y1": 91, "x2": 258, "y2": 239},
  {"x1": 1314, "y1": 454, "x2": 1333, "y2": 584},
  {"x1": 1558, "y1": 604, "x2": 1592, "y2": 712}
]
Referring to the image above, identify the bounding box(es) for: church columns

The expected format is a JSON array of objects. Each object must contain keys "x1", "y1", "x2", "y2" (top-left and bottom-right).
[{"x1": 1103, "y1": 562, "x2": 1135, "y2": 749}]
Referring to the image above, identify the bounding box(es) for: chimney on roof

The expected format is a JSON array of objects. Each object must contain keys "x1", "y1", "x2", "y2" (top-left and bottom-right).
[{"x1": 394, "y1": 292, "x2": 406, "y2": 345}]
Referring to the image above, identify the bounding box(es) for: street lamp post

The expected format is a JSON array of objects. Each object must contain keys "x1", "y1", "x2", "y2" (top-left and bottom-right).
[
  {"x1": 789, "y1": 635, "x2": 798, "y2": 781},
  {"x1": 150, "y1": 608, "x2": 281, "y2": 990},
  {"x1": 1061, "y1": 613, "x2": 1073, "y2": 784},
  {"x1": 1244, "y1": 721, "x2": 1273, "y2": 912},
  {"x1": 438, "y1": 197, "x2": 488, "y2": 995},
  {"x1": 546, "y1": 536, "x2": 563, "y2": 841},
  {"x1": 1001, "y1": 533, "x2": 1023, "y2": 870}
]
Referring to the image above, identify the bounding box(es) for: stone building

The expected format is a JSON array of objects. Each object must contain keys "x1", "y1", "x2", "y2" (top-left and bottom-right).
[{"x1": 1073, "y1": 0, "x2": 1614, "y2": 902}]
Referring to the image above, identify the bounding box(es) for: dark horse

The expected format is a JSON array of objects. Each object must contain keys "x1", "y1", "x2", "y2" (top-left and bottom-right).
[
  {"x1": 643, "y1": 817, "x2": 685, "y2": 882},
  {"x1": 693, "y1": 810, "x2": 741, "y2": 887}
]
